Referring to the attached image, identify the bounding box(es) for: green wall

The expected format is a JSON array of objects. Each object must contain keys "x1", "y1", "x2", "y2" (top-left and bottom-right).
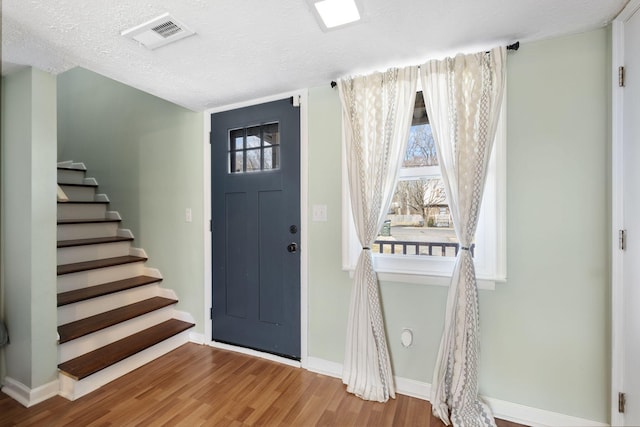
[
  {"x1": 482, "y1": 29, "x2": 609, "y2": 419},
  {"x1": 307, "y1": 29, "x2": 610, "y2": 422},
  {"x1": 57, "y1": 68, "x2": 205, "y2": 332},
  {"x1": 1, "y1": 68, "x2": 58, "y2": 388}
]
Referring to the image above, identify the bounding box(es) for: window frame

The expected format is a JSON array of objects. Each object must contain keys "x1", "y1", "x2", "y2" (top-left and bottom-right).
[
  {"x1": 341, "y1": 96, "x2": 507, "y2": 290},
  {"x1": 227, "y1": 121, "x2": 281, "y2": 174}
]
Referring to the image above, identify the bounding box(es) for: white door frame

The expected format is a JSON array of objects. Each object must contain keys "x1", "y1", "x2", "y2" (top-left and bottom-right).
[
  {"x1": 612, "y1": 1, "x2": 640, "y2": 424},
  {"x1": 202, "y1": 89, "x2": 309, "y2": 367}
]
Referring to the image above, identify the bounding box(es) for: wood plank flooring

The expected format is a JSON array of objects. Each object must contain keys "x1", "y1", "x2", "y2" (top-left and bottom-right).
[{"x1": 1, "y1": 343, "x2": 528, "y2": 426}]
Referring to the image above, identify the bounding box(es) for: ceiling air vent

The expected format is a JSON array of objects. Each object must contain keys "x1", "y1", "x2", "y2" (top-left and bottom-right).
[
  {"x1": 121, "y1": 13, "x2": 195, "y2": 50},
  {"x1": 152, "y1": 21, "x2": 182, "y2": 38}
]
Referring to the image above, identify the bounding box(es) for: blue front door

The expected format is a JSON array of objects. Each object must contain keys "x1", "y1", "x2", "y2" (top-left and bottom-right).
[{"x1": 211, "y1": 98, "x2": 300, "y2": 359}]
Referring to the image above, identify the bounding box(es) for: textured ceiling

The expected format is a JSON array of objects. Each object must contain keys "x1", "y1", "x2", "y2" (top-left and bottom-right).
[{"x1": 2, "y1": 0, "x2": 628, "y2": 111}]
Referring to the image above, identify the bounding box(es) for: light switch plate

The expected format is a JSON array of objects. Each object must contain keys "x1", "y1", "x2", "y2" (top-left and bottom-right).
[{"x1": 312, "y1": 204, "x2": 327, "y2": 222}]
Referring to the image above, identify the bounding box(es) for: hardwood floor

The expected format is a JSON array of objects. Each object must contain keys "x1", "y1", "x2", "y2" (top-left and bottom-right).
[{"x1": 1, "y1": 343, "x2": 527, "y2": 426}]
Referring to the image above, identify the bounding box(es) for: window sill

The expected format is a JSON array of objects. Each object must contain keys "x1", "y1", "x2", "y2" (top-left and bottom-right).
[{"x1": 344, "y1": 267, "x2": 505, "y2": 290}]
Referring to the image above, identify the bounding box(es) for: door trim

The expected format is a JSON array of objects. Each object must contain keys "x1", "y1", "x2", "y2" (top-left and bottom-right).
[
  {"x1": 203, "y1": 89, "x2": 309, "y2": 366},
  {"x1": 612, "y1": 2, "x2": 640, "y2": 425}
]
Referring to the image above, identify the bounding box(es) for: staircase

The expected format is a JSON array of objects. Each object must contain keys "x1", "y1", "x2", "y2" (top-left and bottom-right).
[{"x1": 56, "y1": 161, "x2": 195, "y2": 400}]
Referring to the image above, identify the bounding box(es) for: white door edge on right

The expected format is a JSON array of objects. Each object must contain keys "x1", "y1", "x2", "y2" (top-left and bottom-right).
[{"x1": 612, "y1": 0, "x2": 640, "y2": 425}]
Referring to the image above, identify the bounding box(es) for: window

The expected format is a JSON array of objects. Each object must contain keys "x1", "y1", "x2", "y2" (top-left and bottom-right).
[
  {"x1": 229, "y1": 122, "x2": 280, "y2": 173},
  {"x1": 375, "y1": 93, "x2": 461, "y2": 258},
  {"x1": 342, "y1": 92, "x2": 506, "y2": 289}
]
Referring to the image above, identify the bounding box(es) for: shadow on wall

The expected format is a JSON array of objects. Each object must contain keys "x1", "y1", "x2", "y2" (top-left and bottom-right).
[{"x1": 0, "y1": 321, "x2": 8, "y2": 347}]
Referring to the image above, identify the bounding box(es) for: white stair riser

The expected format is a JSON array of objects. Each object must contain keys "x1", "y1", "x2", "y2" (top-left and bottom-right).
[
  {"x1": 57, "y1": 222, "x2": 119, "y2": 240},
  {"x1": 57, "y1": 203, "x2": 108, "y2": 220},
  {"x1": 59, "y1": 185, "x2": 96, "y2": 201},
  {"x1": 57, "y1": 169, "x2": 86, "y2": 185},
  {"x1": 57, "y1": 262, "x2": 147, "y2": 293},
  {"x1": 58, "y1": 332, "x2": 190, "y2": 401},
  {"x1": 57, "y1": 242, "x2": 132, "y2": 266},
  {"x1": 57, "y1": 284, "x2": 162, "y2": 325},
  {"x1": 58, "y1": 306, "x2": 178, "y2": 363}
]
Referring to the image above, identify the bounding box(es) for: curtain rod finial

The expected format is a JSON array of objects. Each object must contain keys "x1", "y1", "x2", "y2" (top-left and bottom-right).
[
  {"x1": 331, "y1": 81, "x2": 337, "y2": 89},
  {"x1": 507, "y1": 41, "x2": 520, "y2": 51}
]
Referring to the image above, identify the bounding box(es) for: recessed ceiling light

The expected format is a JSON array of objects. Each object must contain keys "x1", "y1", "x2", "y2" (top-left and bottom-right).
[{"x1": 309, "y1": 0, "x2": 361, "y2": 30}]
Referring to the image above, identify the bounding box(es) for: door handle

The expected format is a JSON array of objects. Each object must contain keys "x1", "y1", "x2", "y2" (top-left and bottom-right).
[{"x1": 287, "y1": 243, "x2": 298, "y2": 253}]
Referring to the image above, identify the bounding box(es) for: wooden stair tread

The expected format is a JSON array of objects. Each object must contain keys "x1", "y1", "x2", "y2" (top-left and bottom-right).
[
  {"x1": 58, "y1": 182, "x2": 98, "y2": 188},
  {"x1": 58, "y1": 319, "x2": 194, "y2": 380},
  {"x1": 58, "y1": 235, "x2": 134, "y2": 248},
  {"x1": 57, "y1": 166, "x2": 86, "y2": 171},
  {"x1": 58, "y1": 296, "x2": 178, "y2": 343},
  {"x1": 57, "y1": 218, "x2": 121, "y2": 225},
  {"x1": 57, "y1": 275, "x2": 163, "y2": 306},
  {"x1": 58, "y1": 200, "x2": 109, "y2": 204},
  {"x1": 57, "y1": 255, "x2": 147, "y2": 275}
]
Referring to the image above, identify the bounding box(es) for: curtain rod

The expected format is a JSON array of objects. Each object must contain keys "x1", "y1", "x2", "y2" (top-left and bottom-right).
[{"x1": 330, "y1": 41, "x2": 519, "y2": 88}]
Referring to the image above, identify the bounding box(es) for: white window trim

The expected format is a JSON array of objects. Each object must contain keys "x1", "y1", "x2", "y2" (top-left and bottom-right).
[{"x1": 341, "y1": 96, "x2": 507, "y2": 290}]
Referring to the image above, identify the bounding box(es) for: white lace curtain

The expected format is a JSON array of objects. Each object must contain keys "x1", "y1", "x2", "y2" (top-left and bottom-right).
[
  {"x1": 338, "y1": 67, "x2": 417, "y2": 402},
  {"x1": 421, "y1": 47, "x2": 506, "y2": 427},
  {"x1": 337, "y1": 49, "x2": 506, "y2": 424}
]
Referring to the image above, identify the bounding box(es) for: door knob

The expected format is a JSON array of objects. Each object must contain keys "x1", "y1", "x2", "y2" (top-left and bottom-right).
[{"x1": 287, "y1": 243, "x2": 298, "y2": 253}]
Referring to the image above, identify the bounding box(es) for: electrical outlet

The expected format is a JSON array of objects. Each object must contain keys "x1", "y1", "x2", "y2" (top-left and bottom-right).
[
  {"x1": 185, "y1": 208, "x2": 192, "y2": 223},
  {"x1": 401, "y1": 328, "x2": 413, "y2": 347}
]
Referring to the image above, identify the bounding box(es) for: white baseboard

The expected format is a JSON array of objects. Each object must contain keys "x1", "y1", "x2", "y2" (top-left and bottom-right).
[
  {"x1": 485, "y1": 397, "x2": 609, "y2": 427},
  {"x1": 394, "y1": 376, "x2": 430, "y2": 401},
  {"x1": 305, "y1": 356, "x2": 429, "y2": 400},
  {"x1": 305, "y1": 356, "x2": 342, "y2": 378},
  {"x1": 305, "y1": 356, "x2": 608, "y2": 427},
  {"x1": 189, "y1": 332, "x2": 206, "y2": 345},
  {"x1": 1, "y1": 377, "x2": 59, "y2": 407}
]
